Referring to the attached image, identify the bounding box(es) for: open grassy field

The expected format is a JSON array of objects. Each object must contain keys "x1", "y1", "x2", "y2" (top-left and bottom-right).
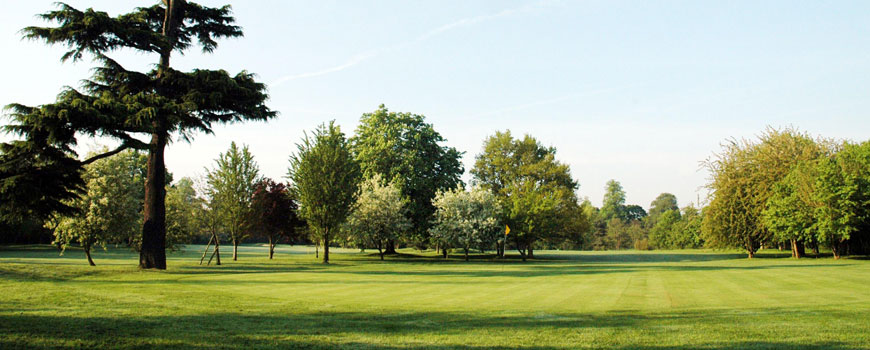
[{"x1": 1, "y1": 245, "x2": 869, "y2": 349}]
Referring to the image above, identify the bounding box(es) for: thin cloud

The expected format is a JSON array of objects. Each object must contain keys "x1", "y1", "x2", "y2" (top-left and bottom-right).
[
  {"x1": 271, "y1": 1, "x2": 551, "y2": 87},
  {"x1": 270, "y1": 51, "x2": 379, "y2": 87}
]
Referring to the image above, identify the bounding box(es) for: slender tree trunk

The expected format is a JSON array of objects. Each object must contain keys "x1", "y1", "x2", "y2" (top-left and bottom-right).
[
  {"x1": 464, "y1": 247, "x2": 469, "y2": 261},
  {"x1": 443, "y1": 247, "x2": 448, "y2": 259},
  {"x1": 269, "y1": 236, "x2": 274, "y2": 260},
  {"x1": 322, "y1": 229, "x2": 330, "y2": 264},
  {"x1": 796, "y1": 241, "x2": 805, "y2": 258},
  {"x1": 199, "y1": 234, "x2": 214, "y2": 265},
  {"x1": 527, "y1": 243, "x2": 534, "y2": 259},
  {"x1": 214, "y1": 233, "x2": 221, "y2": 265},
  {"x1": 232, "y1": 238, "x2": 238, "y2": 261},
  {"x1": 811, "y1": 239, "x2": 819, "y2": 257},
  {"x1": 378, "y1": 241, "x2": 384, "y2": 260},
  {"x1": 315, "y1": 242, "x2": 319, "y2": 259},
  {"x1": 84, "y1": 243, "x2": 96, "y2": 267},
  {"x1": 747, "y1": 249, "x2": 755, "y2": 259}
]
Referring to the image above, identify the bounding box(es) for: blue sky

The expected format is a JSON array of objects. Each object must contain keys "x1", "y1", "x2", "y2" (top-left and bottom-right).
[{"x1": 2, "y1": 1, "x2": 870, "y2": 208}]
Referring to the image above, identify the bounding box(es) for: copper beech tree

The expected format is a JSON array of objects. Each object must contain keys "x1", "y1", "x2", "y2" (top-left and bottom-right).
[{"x1": 0, "y1": 1, "x2": 275, "y2": 269}]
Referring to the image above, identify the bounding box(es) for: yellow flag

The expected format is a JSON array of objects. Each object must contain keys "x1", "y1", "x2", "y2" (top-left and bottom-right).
[{"x1": 505, "y1": 225, "x2": 510, "y2": 236}]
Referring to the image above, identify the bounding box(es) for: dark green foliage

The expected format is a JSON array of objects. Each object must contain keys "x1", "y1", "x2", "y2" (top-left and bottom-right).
[
  {"x1": 350, "y1": 105, "x2": 464, "y2": 249},
  {"x1": 648, "y1": 193, "x2": 679, "y2": 225},
  {"x1": 2, "y1": 1, "x2": 275, "y2": 269},
  {"x1": 624, "y1": 205, "x2": 647, "y2": 222}
]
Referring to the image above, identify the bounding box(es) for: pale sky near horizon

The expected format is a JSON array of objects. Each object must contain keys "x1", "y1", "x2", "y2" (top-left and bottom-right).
[{"x1": 2, "y1": 1, "x2": 869, "y2": 209}]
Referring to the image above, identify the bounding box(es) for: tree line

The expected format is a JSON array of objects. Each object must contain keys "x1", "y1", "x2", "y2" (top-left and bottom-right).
[{"x1": 2, "y1": 2, "x2": 868, "y2": 268}]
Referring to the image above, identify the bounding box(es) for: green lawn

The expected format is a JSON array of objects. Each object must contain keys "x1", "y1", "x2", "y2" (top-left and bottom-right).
[{"x1": 1, "y1": 245, "x2": 869, "y2": 349}]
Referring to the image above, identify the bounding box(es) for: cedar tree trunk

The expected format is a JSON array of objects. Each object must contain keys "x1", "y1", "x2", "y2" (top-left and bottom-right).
[
  {"x1": 140, "y1": 0, "x2": 183, "y2": 269},
  {"x1": 140, "y1": 132, "x2": 168, "y2": 269}
]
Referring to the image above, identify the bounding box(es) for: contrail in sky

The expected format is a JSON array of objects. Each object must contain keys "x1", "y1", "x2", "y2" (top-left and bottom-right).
[{"x1": 271, "y1": 1, "x2": 552, "y2": 87}]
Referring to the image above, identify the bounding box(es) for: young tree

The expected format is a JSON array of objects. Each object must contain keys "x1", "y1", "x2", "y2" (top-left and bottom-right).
[
  {"x1": 1, "y1": 1, "x2": 275, "y2": 269},
  {"x1": 207, "y1": 142, "x2": 260, "y2": 261},
  {"x1": 289, "y1": 121, "x2": 360, "y2": 264},
  {"x1": 250, "y1": 178, "x2": 301, "y2": 259},
  {"x1": 350, "y1": 105, "x2": 464, "y2": 250},
  {"x1": 430, "y1": 187, "x2": 502, "y2": 261},
  {"x1": 52, "y1": 151, "x2": 140, "y2": 266},
  {"x1": 472, "y1": 131, "x2": 578, "y2": 260},
  {"x1": 345, "y1": 175, "x2": 411, "y2": 260},
  {"x1": 194, "y1": 176, "x2": 223, "y2": 265}
]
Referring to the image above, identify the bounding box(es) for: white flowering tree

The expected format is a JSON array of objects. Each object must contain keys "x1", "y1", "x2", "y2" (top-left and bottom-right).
[
  {"x1": 430, "y1": 187, "x2": 502, "y2": 261},
  {"x1": 346, "y1": 175, "x2": 411, "y2": 260}
]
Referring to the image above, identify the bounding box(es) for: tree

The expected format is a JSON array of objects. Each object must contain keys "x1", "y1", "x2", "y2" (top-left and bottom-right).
[
  {"x1": 1, "y1": 1, "x2": 275, "y2": 269},
  {"x1": 811, "y1": 142, "x2": 870, "y2": 259},
  {"x1": 762, "y1": 163, "x2": 818, "y2": 258},
  {"x1": 52, "y1": 150, "x2": 140, "y2": 266},
  {"x1": 345, "y1": 175, "x2": 411, "y2": 260},
  {"x1": 207, "y1": 142, "x2": 260, "y2": 261},
  {"x1": 472, "y1": 131, "x2": 578, "y2": 260},
  {"x1": 350, "y1": 105, "x2": 464, "y2": 250},
  {"x1": 194, "y1": 176, "x2": 223, "y2": 265},
  {"x1": 430, "y1": 187, "x2": 502, "y2": 261},
  {"x1": 649, "y1": 209, "x2": 681, "y2": 249},
  {"x1": 165, "y1": 177, "x2": 201, "y2": 251},
  {"x1": 580, "y1": 200, "x2": 608, "y2": 250},
  {"x1": 679, "y1": 205, "x2": 704, "y2": 249},
  {"x1": 600, "y1": 180, "x2": 626, "y2": 221},
  {"x1": 648, "y1": 193, "x2": 679, "y2": 225},
  {"x1": 289, "y1": 121, "x2": 360, "y2": 264},
  {"x1": 250, "y1": 178, "x2": 301, "y2": 259},
  {"x1": 624, "y1": 205, "x2": 648, "y2": 222},
  {"x1": 605, "y1": 217, "x2": 631, "y2": 250}
]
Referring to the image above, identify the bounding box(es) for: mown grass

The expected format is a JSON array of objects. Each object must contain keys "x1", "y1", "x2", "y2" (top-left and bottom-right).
[{"x1": 1, "y1": 244, "x2": 869, "y2": 349}]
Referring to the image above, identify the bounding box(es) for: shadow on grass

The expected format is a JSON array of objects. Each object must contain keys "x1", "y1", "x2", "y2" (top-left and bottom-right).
[{"x1": 0, "y1": 309, "x2": 865, "y2": 350}]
